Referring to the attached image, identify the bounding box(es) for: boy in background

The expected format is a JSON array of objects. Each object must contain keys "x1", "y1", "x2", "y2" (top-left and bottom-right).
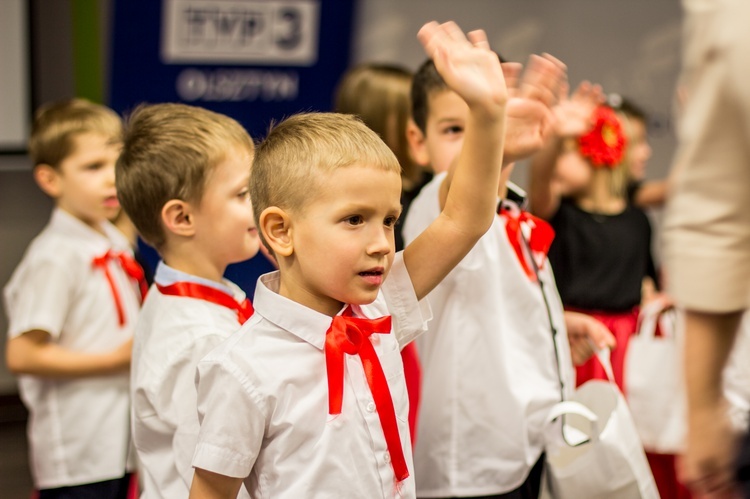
[
  {"x1": 116, "y1": 103, "x2": 258, "y2": 498},
  {"x1": 188, "y1": 21, "x2": 517, "y2": 498},
  {"x1": 4, "y1": 99, "x2": 142, "y2": 498},
  {"x1": 404, "y1": 59, "x2": 614, "y2": 498}
]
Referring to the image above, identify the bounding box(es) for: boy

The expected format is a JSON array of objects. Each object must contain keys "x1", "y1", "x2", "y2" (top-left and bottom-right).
[
  {"x1": 188, "y1": 21, "x2": 511, "y2": 498},
  {"x1": 403, "y1": 59, "x2": 614, "y2": 497},
  {"x1": 115, "y1": 103, "x2": 259, "y2": 498},
  {"x1": 4, "y1": 99, "x2": 142, "y2": 498}
]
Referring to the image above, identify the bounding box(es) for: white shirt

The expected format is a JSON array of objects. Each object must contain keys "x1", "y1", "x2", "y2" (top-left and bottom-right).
[
  {"x1": 3, "y1": 208, "x2": 139, "y2": 489},
  {"x1": 192, "y1": 252, "x2": 431, "y2": 498},
  {"x1": 403, "y1": 174, "x2": 575, "y2": 497},
  {"x1": 131, "y1": 262, "x2": 251, "y2": 499}
]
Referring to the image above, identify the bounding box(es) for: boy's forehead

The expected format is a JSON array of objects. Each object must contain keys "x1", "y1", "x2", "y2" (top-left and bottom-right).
[{"x1": 427, "y1": 89, "x2": 468, "y2": 123}]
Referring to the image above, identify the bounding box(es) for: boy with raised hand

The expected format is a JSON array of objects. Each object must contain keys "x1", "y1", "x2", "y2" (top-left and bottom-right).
[
  {"x1": 115, "y1": 103, "x2": 259, "y2": 498},
  {"x1": 403, "y1": 57, "x2": 614, "y2": 497},
  {"x1": 188, "y1": 21, "x2": 508, "y2": 498},
  {"x1": 4, "y1": 99, "x2": 142, "y2": 498}
]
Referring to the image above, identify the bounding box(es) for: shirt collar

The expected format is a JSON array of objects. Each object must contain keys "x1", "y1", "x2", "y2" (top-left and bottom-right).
[
  {"x1": 50, "y1": 207, "x2": 131, "y2": 254},
  {"x1": 254, "y1": 271, "x2": 370, "y2": 351},
  {"x1": 154, "y1": 261, "x2": 242, "y2": 299}
]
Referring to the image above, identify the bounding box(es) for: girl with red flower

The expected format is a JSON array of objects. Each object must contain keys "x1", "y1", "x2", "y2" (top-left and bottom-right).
[{"x1": 528, "y1": 82, "x2": 657, "y2": 395}]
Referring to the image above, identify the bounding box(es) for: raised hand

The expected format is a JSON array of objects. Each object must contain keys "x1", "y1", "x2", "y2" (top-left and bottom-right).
[
  {"x1": 552, "y1": 80, "x2": 605, "y2": 138},
  {"x1": 503, "y1": 54, "x2": 567, "y2": 163},
  {"x1": 417, "y1": 21, "x2": 507, "y2": 119}
]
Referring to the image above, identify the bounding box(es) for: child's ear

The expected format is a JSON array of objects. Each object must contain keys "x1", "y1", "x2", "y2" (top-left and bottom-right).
[
  {"x1": 260, "y1": 207, "x2": 294, "y2": 257},
  {"x1": 161, "y1": 199, "x2": 195, "y2": 237},
  {"x1": 33, "y1": 164, "x2": 62, "y2": 198},
  {"x1": 406, "y1": 119, "x2": 430, "y2": 167}
]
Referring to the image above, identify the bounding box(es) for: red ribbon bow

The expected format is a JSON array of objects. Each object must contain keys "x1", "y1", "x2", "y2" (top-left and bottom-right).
[
  {"x1": 156, "y1": 282, "x2": 254, "y2": 325},
  {"x1": 92, "y1": 250, "x2": 148, "y2": 326},
  {"x1": 499, "y1": 207, "x2": 555, "y2": 282},
  {"x1": 325, "y1": 307, "x2": 409, "y2": 482}
]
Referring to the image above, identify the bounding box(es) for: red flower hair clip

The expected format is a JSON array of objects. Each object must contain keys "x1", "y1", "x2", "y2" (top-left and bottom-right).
[{"x1": 578, "y1": 106, "x2": 627, "y2": 169}]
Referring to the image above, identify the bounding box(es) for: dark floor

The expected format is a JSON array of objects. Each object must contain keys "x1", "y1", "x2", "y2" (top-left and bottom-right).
[{"x1": 0, "y1": 395, "x2": 34, "y2": 499}]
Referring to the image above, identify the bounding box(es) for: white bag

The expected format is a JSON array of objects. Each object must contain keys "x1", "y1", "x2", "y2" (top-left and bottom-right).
[
  {"x1": 544, "y1": 351, "x2": 659, "y2": 499},
  {"x1": 625, "y1": 300, "x2": 686, "y2": 454}
]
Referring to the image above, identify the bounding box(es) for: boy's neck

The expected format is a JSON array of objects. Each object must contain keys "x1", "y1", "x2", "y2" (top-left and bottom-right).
[{"x1": 160, "y1": 244, "x2": 227, "y2": 284}]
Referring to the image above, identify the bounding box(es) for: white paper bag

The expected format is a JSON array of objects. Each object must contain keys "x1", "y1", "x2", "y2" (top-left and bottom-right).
[
  {"x1": 626, "y1": 300, "x2": 686, "y2": 453},
  {"x1": 544, "y1": 351, "x2": 659, "y2": 499}
]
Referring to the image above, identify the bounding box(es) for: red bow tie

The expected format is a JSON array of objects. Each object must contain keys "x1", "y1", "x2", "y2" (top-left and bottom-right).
[
  {"x1": 325, "y1": 307, "x2": 409, "y2": 482},
  {"x1": 92, "y1": 250, "x2": 148, "y2": 326},
  {"x1": 156, "y1": 282, "x2": 254, "y2": 325},
  {"x1": 499, "y1": 206, "x2": 555, "y2": 281}
]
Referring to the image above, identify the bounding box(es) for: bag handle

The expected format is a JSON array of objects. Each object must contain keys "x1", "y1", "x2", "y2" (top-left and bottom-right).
[
  {"x1": 546, "y1": 400, "x2": 601, "y2": 445},
  {"x1": 636, "y1": 298, "x2": 675, "y2": 340}
]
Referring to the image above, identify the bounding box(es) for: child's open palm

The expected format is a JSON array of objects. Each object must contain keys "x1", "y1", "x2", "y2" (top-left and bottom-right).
[{"x1": 418, "y1": 21, "x2": 507, "y2": 117}]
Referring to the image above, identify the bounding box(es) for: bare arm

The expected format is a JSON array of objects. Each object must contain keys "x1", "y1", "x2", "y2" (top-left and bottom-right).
[
  {"x1": 403, "y1": 21, "x2": 507, "y2": 300},
  {"x1": 6, "y1": 329, "x2": 132, "y2": 378},
  {"x1": 190, "y1": 468, "x2": 243, "y2": 499},
  {"x1": 632, "y1": 179, "x2": 668, "y2": 208},
  {"x1": 681, "y1": 310, "x2": 742, "y2": 496}
]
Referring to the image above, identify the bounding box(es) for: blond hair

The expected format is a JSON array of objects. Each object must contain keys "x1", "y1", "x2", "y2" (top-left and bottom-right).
[
  {"x1": 250, "y1": 112, "x2": 400, "y2": 250},
  {"x1": 116, "y1": 103, "x2": 254, "y2": 250},
  {"x1": 29, "y1": 99, "x2": 122, "y2": 168},
  {"x1": 335, "y1": 63, "x2": 420, "y2": 189}
]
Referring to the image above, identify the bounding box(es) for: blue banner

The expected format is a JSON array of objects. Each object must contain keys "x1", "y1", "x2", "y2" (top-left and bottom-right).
[{"x1": 110, "y1": 0, "x2": 356, "y2": 296}]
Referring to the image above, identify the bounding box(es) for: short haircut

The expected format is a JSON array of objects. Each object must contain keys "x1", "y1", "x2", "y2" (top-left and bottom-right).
[
  {"x1": 411, "y1": 59, "x2": 447, "y2": 134},
  {"x1": 412, "y1": 53, "x2": 505, "y2": 134},
  {"x1": 116, "y1": 103, "x2": 254, "y2": 250},
  {"x1": 250, "y1": 112, "x2": 400, "y2": 251},
  {"x1": 334, "y1": 63, "x2": 419, "y2": 185},
  {"x1": 29, "y1": 98, "x2": 122, "y2": 168}
]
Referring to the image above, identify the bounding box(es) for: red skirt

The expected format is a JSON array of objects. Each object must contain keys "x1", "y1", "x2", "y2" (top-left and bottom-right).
[{"x1": 568, "y1": 307, "x2": 638, "y2": 394}]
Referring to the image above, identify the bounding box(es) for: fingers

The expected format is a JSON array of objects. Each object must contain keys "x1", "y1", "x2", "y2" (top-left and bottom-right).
[
  {"x1": 520, "y1": 53, "x2": 567, "y2": 109},
  {"x1": 467, "y1": 29, "x2": 490, "y2": 50},
  {"x1": 501, "y1": 62, "x2": 523, "y2": 95}
]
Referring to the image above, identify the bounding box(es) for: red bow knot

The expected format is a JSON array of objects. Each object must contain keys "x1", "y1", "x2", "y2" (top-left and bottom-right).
[
  {"x1": 156, "y1": 282, "x2": 254, "y2": 325},
  {"x1": 325, "y1": 307, "x2": 409, "y2": 482},
  {"x1": 92, "y1": 250, "x2": 147, "y2": 326},
  {"x1": 500, "y1": 207, "x2": 556, "y2": 281}
]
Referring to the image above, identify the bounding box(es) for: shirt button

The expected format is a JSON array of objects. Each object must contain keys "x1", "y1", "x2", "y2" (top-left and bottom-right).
[
  {"x1": 384, "y1": 452, "x2": 391, "y2": 463},
  {"x1": 366, "y1": 402, "x2": 376, "y2": 413}
]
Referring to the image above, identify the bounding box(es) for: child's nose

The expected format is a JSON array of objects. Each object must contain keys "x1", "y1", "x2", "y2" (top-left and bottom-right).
[{"x1": 367, "y1": 227, "x2": 392, "y2": 256}]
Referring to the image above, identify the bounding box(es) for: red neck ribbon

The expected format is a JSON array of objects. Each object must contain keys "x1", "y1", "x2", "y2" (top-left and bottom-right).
[
  {"x1": 499, "y1": 207, "x2": 555, "y2": 282},
  {"x1": 92, "y1": 250, "x2": 148, "y2": 326},
  {"x1": 325, "y1": 307, "x2": 409, "y2": 482},
  {"x1": 156, "y1": 282, "x2": 253, "y2": 325}
]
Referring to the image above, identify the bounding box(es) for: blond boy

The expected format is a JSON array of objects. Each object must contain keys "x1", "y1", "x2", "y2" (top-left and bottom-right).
[
  {"x1": 4, "y1": 99, "x2": 141, "y2": 497},
  {"x1": 115, "y1": 103, "x2": 259, "y2": 498},
  {"x1": 188, "y1": 21, "x2": 509, "y2": 498}
]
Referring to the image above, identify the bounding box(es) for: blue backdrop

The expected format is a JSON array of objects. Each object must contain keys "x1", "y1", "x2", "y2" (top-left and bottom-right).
[{"x1": 110, "y1": 0, "x2": 357, "y2": 296}]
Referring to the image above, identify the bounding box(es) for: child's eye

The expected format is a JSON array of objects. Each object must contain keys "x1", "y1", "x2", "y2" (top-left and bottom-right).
[
  {"x1": 238, "y1": 189, "x2": 250, "y2": 199},
  {"x1": 86, "y1": 162, "x2": 105, "y2": 171},
  {"x1": 443, "y1": 125, "x2": 463, "y2": 136},
  {"x1": 345, "y1": 215, "x2": 364, "y2": 226},
  {"x1": 384, "y1": 216, "x2": 398, "y2": 228}
]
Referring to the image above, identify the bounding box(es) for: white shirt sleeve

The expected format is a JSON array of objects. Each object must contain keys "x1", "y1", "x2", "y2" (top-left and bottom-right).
[
  {"x1": 382, "y1": 251, "x2": 432, "y2": 349},
  {"x1": 5, "y1": 257, "x2": 74, "y2": 340},
  {"x1": 192, "y1": 355, "x2": 266, "y2": 479}
]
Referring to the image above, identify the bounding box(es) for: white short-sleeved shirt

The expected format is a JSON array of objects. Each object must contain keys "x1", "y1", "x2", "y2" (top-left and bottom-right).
[
  {"x1": 3, "y1": 208, "x2": 140, "y2": 489},
  {"x1": 403, "y1": 174, "x2": 575, "y2": 497},
  {"x1": 131, "y1": 262, "x2": 251, "y2": 499},
  {"x1": 192, "y1": 252, "x2": 431, "y2": 498}
]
